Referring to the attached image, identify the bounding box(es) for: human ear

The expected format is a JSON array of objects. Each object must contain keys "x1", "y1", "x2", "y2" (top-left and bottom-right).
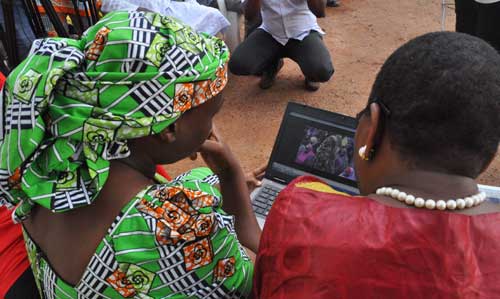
[
  {"x1": 157, "y1": 123, "x2": 177, "y2": 144},
  {"x1": 358, "y1": 103, "x2": 381, "y2": 161}
]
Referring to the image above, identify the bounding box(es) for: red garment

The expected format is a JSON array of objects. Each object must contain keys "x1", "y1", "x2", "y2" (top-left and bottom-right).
[
  {"x1": 253, "y1": 176, "x2": 500, "y2": 299},
  {"x1": 0, "y1": 72, "x2": 5, "y2": 88},
  {"x1": 156, "y1": 165, "x2": 172, "y2": 181},
  {"x1": 0, "y1": 207, "x2": 30, "y2": 298},
  {"x1": 0, "y1": 75, "x2": 29, "y2": 298}
]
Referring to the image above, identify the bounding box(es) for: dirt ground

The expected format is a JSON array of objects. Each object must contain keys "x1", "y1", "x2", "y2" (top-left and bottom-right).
[{"x1": 168, "y1": 0, "x2": 500, "y2": 186}]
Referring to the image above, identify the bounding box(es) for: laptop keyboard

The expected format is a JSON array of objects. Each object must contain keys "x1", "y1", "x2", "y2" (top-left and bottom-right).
[{"x1": 253, "y1": 185, "x2": 281, "y2": 218}]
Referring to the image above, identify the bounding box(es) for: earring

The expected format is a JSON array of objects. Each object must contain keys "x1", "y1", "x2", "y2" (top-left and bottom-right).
[
  {"x1": 358, "y1": 145, "x2": 374, "y2": 161},
  {"x1": 358, "y1": 145, "x2": 367, "y2": 160}
]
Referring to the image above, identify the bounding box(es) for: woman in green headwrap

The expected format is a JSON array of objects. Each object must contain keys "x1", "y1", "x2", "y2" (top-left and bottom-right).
[{"x1": 0, "y1": 11, "x2": 260, "y2": 298}]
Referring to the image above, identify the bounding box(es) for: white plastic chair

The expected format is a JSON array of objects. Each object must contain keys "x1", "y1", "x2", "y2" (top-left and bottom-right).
[
  {"x1": 217, "y1": 0, "x2": 243, "y2": 51},
  {"x1": 441, "y1": 0, "x2": 455, "y2": 31}
]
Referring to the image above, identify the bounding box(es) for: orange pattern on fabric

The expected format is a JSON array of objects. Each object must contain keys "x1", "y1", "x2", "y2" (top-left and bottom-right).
[
  {"x1": 106, "y1": 269, "x2": 136, "y2": 298},
  {"x1": 213, "y1": 257, "x2": 236, "y2": 283},
  {"x1": 137, "y1": 188, "x2": 216, "y2": 245},
  {"x1": 191, "y1": 195, "x2": 214, "y2": 209},
  {"x1": 7, "y1": 168, "x2": 21, "y2": 189},
  {"x1": 170, "y1": 192, "x2": 197, "y2": 215},
  {"x1": 161, "y1": 201, "x2": 191, "y2": 230},
  {"x1": 209, "y1": 64, "x2": 227, "y2": 96},
  {"x1": 174, "y1": 83, "x2": 194, "y2": 113},
  {"x1": 154, "y1": 187, "x2": 170, "y2": 201},
  {"x1": 86, "y1": 27, "x2": 111, "y2": 61},
  {"x1": 193, "y1": 80, "x2": 211, "y2": 107},
  {"x1": 155, "y1": 221, "x2": 175, "y2": 245},
  {"x1": 166, "y1": 186, "x2": 205, "y2": 200},
  {"x1": 194, "y1": 214, "x2": 214, "y2": 238},
  {"x1": 183, "y1": 238, "x2": 213, "y2": 271},
  {"x1": 136, "y1": 198, "x2": 164, "y2": 219}
]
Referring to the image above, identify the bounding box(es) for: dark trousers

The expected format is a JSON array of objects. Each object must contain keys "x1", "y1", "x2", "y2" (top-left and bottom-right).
[
  {"x1": 455, "y1": 0, "x2": 500, "y2": 52},
  {"x1": 229, "y1": 29, "x2": 334, "y2": 82}
]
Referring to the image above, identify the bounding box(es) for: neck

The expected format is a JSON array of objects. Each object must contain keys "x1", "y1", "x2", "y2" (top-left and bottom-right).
[
  {"x1": 116, "y1": 154, "x2": 156, "y2": 180},
  {"x1": 369, "y1": 169, "x2": 478, "y2": 200}
]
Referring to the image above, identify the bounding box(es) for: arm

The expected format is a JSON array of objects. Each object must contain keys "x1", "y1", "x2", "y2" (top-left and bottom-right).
[
  {"x1": 218, "y1": 160, "x2": 262, "y2": 254},
  {"x1": 244, "y1": 0, "x2": 261, "y2": 22},
  {"x1": 198, "y1": 129, "x2": 262, "y2": 253},
  {"x1": 307, "y1": 0, "x2": 326, "y2": 18}
]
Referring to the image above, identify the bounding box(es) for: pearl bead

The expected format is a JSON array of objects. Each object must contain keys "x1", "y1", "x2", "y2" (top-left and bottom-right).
[
  {"x1": 415, "y1": 198, "x2": 425, "y2": 208},
  {"x1": 376, "y1": 187, "x2": 485, "y2": 210},
  {"x1": 397, "y1": 192, "x2": 407, "y2": 202},
  {"x1": 405, "y1": 195, "x2": 415, "y2": 205},
  {"x1": 456, "y1": 199, "x2": 466, "y2": 209},
  {"x1": 479, "y1": 192, "x2": 486, "y2": 201},
  {"x1": 436, "y1": 200, "x2": 447, "y2": 210},
  {"x1": 446, "y1": 200, "x2": 457, "y2": 210},
  {"x1": 425, "y1": 199, "x2": 436, "y2": 210},
  {"x1": 465, "y1": 197, "x2": 474, "y2": 208}
]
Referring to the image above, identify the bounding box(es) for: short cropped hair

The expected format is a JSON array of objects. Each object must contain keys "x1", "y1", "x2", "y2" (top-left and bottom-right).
[{"x1": 369, "y1": 32, "x2": 500, "y2": 178}]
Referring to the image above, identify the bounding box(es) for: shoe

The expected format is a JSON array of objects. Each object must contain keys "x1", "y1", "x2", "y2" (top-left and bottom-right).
[
  {"x1": 305, "y1": 79, "x2": 321, "y2": 91},
  {"x1": 259, "y1": 59, "x2": 284, "y2": 89},
  {"x1": 327, "y1": 0, "x2": 340, "y2": 7}
]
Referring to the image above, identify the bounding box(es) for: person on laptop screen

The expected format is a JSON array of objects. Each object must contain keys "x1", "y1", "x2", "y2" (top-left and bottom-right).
[{"x1": 253, "y1": 32, "x2": 500, "y2": 298}]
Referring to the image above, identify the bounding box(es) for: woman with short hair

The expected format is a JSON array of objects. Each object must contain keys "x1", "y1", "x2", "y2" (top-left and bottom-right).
[{"x1": 253, "y1": 31, "x2": 500, "y2": 298}]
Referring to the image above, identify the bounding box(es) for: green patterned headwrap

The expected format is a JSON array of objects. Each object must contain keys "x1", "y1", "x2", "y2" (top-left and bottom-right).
[{"x1": 0, "y1": 11, "x2": 229, "y2": 222}]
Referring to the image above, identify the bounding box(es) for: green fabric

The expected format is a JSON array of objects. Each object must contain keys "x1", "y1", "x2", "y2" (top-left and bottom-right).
[
  {"x1": 0, "y1": 11, "x2": 229, "y2": 222},
  {"x1": 24, "y1": 168, "x2": 254, "y2": 298}
]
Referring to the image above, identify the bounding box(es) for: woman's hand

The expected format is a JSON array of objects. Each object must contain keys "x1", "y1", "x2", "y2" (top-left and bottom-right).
[
  {"x1": 194, "y1": 126, "x2": 262, "y2": 251},
  {"x1": 195, "y1": 126, "x2": 241, "y2": 178},
  {"x1": 193, "y1": 128, "x2": 267, "y2": 194},
  {"x1": 246, "y1": 164, "x2": 267, "y2": 192}
]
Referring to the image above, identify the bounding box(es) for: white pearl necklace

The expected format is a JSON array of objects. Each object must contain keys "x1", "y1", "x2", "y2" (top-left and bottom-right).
[{"x1": 375, "y1": 187, "x2": 487, "y2": 210}]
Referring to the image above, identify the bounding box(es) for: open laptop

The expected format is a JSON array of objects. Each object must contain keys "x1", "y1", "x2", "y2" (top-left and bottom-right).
[{"x1": 251, "y1": 102, "x2": 360, "y2": 228}]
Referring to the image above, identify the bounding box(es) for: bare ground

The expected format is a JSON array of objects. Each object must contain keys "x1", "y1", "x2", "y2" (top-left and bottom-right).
[{"x1": 168, "y1": 0, "x2": 500, "y2": 186}]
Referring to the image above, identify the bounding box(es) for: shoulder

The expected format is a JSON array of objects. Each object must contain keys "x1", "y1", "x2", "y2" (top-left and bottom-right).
[{"x1": 262, "y1": 176, "x2": 368, "y2": 235}]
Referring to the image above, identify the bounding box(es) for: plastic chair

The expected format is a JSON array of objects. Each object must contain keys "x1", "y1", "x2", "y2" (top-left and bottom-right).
[
  {"x1": 216, "y1": 0, "x2": 242, "y2": 51},
  {"x1": 441, "y1": 0, "x2": 455, "y2": 31}
]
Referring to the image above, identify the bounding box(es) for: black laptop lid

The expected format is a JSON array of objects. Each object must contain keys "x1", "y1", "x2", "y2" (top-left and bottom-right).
[{"x1": 265, "y1": 102, "x2": 358, "y2": 189}]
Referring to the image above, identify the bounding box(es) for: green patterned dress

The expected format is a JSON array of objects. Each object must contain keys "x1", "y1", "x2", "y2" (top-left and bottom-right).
[{"x1": 25, "y1": 168, "x2": 253, "y2": 298}]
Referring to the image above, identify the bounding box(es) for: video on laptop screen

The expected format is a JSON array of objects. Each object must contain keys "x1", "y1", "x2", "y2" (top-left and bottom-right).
[
  {"x1": 294, "y1": 126, "x2": 356, "y2": 181},
  {"x1": 269, "y1": 108, "x2": 357, "y2": 188}
]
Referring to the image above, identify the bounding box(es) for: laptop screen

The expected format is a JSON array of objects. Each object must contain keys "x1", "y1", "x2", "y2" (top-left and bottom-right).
[
  {"x1": 266, "y1": 102, "x2": 359, "y2": 191},
  {"x1": 294, "y1": 125, "x2": 356, "y2": 182}
]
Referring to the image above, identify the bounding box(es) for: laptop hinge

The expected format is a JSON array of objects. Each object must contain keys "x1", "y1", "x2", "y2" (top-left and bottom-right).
[{"x1": 273, "y1": 177, "x2": 287, "y2": 184}]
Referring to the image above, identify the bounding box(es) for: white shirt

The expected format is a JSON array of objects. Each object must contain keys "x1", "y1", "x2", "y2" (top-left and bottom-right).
[
  {"x1": 259, "y1": 0, "x2": 324, "y2": 45},
  {"x1": 101, "y1": 0, "x2": 230, "y2": 36}
]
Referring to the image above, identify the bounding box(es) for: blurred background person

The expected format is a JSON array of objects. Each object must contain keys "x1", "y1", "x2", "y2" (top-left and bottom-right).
[
  {"x1": 229, "y1": 0, "x2": 334, "y2": 91},
  {"x1": 101, "y1": 0, "x2": 230, "y2": 36},
  {"x1": 455, "y1": 0, "x2": 500, "y2": 52}
]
